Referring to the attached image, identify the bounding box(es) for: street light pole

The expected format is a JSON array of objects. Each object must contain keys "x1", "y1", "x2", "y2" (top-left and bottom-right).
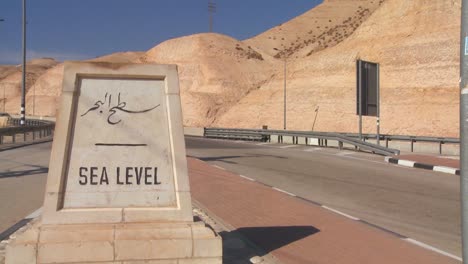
[
  {"x1": 0, "y1": 18, "x2": 4, "y2": 113},
  {"x1": 460, "y1": 0, "x2": 468, "y2": 262},
  {"x1": 461, "y1": 0, "x2": 468, "y2": 261},
  {"x1": 283, "y1": 58, "x2": 287, "y2": 130},
  {"x1": 20, "y1": 0, "x2": 26, "y2": 125}
]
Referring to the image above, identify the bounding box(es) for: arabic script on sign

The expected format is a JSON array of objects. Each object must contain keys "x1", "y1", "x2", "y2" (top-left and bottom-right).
[{"x1": 81, "y1": 92, "x2": 160, "y2": 125}]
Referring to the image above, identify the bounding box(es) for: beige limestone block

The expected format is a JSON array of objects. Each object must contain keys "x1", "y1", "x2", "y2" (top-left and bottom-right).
[
  {"x1": 122, "y1": 261, "x2": 177, "y2": 264},
  {"x1": 5, "y1": 244, "x2": 37, "y2": 264},
  {"x1": 10, "y1": 227, "x2": 39, "y2": 244},
  {"x1": 115, "y1": 225, "x2": 191, "y2": 240},
  {"x1": 178, "y1": 258, "x2": 222, "y2": 264},
  {"x1": 39, "y1": 224, "x2": 114, "y2": 243},
  {"x1": 122, "y1": 191, "x2": 193, "y2": 222},
  {"x1": 194, "y1": 236, "x2": 223, "y2": 258},
  {"x1": 38, "y1": 241, "x2": 114, "y2": 263},
  {"x1": 193, "y1": 238, "x2": 223, "y2": 258},
  {"x1": 114, "y1": 239, "x2": 192, "y2": 261},
  {"x1": 191, "y1": 223, "x2": 217, "y2": 239}
]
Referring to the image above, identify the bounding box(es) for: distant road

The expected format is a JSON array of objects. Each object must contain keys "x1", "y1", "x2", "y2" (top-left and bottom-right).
[
  {"x1": 0, "y1": 137, "x2": 461, "y2": 257},
  {"x1": 185, "y1": 137, "x2": 461, "y2": 257},
  {"x1": 0, "y1": 142, "x2": 49, "y2": 234}
]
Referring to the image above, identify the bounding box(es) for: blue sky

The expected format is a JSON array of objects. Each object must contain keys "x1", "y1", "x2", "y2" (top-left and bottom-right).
[{"x1": 0, "y1": 0, "x2": 322, "y2": 64}]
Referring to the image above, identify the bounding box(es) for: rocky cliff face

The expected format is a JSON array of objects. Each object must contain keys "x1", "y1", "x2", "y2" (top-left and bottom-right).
[
  {"x1": 244, "y1": 0, "x2": 385, "y2": 59},
  {"x1": 215, "y1": 0, "x2": 461, "y2": 137}
]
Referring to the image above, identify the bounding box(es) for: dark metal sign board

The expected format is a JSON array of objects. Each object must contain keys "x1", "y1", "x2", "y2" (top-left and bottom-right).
[{"x1": 356, "y1": 60, "x2": 379, "y2": 117}]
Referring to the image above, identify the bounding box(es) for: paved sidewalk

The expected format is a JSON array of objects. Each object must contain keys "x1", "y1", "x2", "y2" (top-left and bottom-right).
[{"x1": 188, "y1": 157, "x2": 459, "y2": 264}]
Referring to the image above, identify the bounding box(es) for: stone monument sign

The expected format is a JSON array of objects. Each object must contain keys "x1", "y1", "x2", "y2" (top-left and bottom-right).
[{"x1": 6, "y1": 62, "x2": 221, "y2": 264}]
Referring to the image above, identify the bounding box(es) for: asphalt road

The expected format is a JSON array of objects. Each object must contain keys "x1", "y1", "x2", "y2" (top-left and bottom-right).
[
  {"x1": 0, "y1": 142, "x2": 49, "y2": 234},
  {"x1": 185, "y1": 137, "x2": 461, "y2": 257},
  {"x1": 0, "y1": 137, "x2": 461, "y2": 257}
]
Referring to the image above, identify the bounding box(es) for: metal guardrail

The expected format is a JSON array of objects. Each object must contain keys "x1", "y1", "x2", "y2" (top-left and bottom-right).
[
  {"x1": 0, "y1": 118, "x2": 55, "y2": 145},
  {"x1": 204, "y1": 128, "x2": 401, "y2": 156},
  {"x1": 336, "y1": 132, "x2": 458, "y2": 154}
]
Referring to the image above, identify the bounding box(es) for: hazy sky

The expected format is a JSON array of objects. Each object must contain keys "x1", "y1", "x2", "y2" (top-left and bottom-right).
[{"x1": 0, "y1": 0, "x2": 322, "y2": 64}]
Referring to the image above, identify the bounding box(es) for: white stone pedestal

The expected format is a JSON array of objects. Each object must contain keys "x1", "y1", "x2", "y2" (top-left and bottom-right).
[
  {"x1": 6, "y1": 221, "x2": 222, "y2": 264},
  {"x1": 6, "y1": 63, "x2": 223, "y2": 264}
]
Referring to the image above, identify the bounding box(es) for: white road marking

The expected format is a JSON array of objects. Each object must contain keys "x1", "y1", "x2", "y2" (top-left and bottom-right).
[
  {"x1": 272, "y1": 187, "x2": 296, "y2": 197},
  {"x1": 404, "y1": 238, "x2": 462, "y2": 262},
  {"x1": 336, "y1": 151, "x2": 354, "y2": 156},
  {"x1": 328, "y1": 153, "x2": 387, "y2": 165},
  {"x1": 213, "y1": 165, "x2": 226, "y2": 170},
  {"x1": 433, "y1": 166, "x2": 458, "y2": 175},
  {"x1": 462, "y1": 88, "x2": 468, "y2": 94},
  {"x1": 384, "y1": 156, "x2": 391, "y2": 162},
  {"x1": 397, "y1": 159, "x2": 415, "y2": 167},
  {"x1": 239, "y1": 175, "x2": 255, "y2": 181},
  {"x1": 304, "y1": 147, "x2": 321, "y2": 152},
  {"x1": 278, "y1": 145, "x2": 299, "y2": 149},
  {"x1": 321, "y1": 206, "x2": 360, "y2": 221},
  {"x1": 26, "y1": 207, "x2": 42, "y2": 219}
]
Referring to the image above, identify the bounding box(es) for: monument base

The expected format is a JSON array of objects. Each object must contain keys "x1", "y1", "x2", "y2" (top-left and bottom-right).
[{"x1": 6, "y1": 220, "x2": 222, "y2": 264}]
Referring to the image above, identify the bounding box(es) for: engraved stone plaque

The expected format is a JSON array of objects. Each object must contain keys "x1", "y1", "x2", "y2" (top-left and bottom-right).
[
  {"x1": 41, "y1": 62, "x2": 193, "y2": 224},
  {"x1": 63, "y1": 78, "x2": 175, "y2": 208}
]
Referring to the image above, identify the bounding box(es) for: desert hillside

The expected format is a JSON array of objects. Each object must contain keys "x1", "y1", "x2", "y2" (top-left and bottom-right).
[
  {"x1": 244, "y1": 0, "x2": 385, "y2": 59},
  {"x1": 0, "y1": 0, "x2": 461, "y2": 137},
  {"x1": 0, "y1": 58, "x2": 58, "y2": 114},
  {"x1": 137, "y1": 33, "x2": 278, "y2": 126},
  {"x1": 21, "y1": 51, "x2": 146, "y2": 116},
  {"x1": 215, "y1": 0, "x2": 460, "y2": 137}
]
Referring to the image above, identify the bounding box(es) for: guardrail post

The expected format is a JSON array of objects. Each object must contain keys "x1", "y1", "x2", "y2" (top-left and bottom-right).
[
  {"x1": 12, "y1": 134, "x2": 16, "y2": 143},
  {"x1": 338, "y1": 141, "x2": 343, "y2": 150},
  {"x1": 23, "y1": 132, "x2": 26, "y2": 142},
  {"x1": 325, "y1": 139, "x2": 328, "y2": 147},
  {"x1": 439, "y1": 141, "x2": 443, "y2": 155},
  {"x1": 32, "y1": 129, "x2": 35, "y2": 140},
  {"x1": 0, "y1": 135, "x2": 3, "y2": 144},
  {"x1": 386, "y1": 138, "x2": 389, "y2": 148},
  {"x1": 411, "y1": 140, "x2": 414, "y2": 152}
]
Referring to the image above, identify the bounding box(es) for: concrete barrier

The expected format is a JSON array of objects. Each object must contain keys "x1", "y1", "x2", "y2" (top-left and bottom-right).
[{"x1": 184, "y1": 127, "x2": 204, "y2": 137}]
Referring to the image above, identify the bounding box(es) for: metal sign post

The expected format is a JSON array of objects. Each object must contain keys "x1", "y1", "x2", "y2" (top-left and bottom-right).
[
  {"x1": 376, "y1": 63, "x2": 380, "y2": 145},
  {"x1": 357, "y1": 59, "x2": 379, "y2": 142},
  {"x1": 460, "y1": 0, "x2": 468, "y2": 262},
  {"x1": 358, "y1": 60, "x2": 363, "y2": 140}
]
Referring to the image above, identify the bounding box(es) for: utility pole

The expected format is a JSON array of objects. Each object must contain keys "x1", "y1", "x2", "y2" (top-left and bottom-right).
[
  {"x1": 284, "y1": 58, "x2": 287, "y2": 130},
  {"x1": 208, "y1": 0, "x2": 216, "y2": 32},
  {"x1": 0, "y1": 18, "x2": 4, "y2": 113},
  {"x1": 460, "y1": 0, "x2": 468, "y2": 262},
  {"x1": 21, "y1": 0, "x2": 26, "y2": 125}
]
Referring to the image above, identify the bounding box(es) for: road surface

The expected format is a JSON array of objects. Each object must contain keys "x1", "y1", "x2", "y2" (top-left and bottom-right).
[{"x1": 0, "y1": 137, "x2": 461, "y2": 257}]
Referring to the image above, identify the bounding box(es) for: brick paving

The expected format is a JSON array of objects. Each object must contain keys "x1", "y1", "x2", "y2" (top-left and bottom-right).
[
  {"x1": 188, "y1": 157, "x2": 459, "y2": 264},
  {"x1": 396, "y1": 154, "x2": 459, "y2": 168}
]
